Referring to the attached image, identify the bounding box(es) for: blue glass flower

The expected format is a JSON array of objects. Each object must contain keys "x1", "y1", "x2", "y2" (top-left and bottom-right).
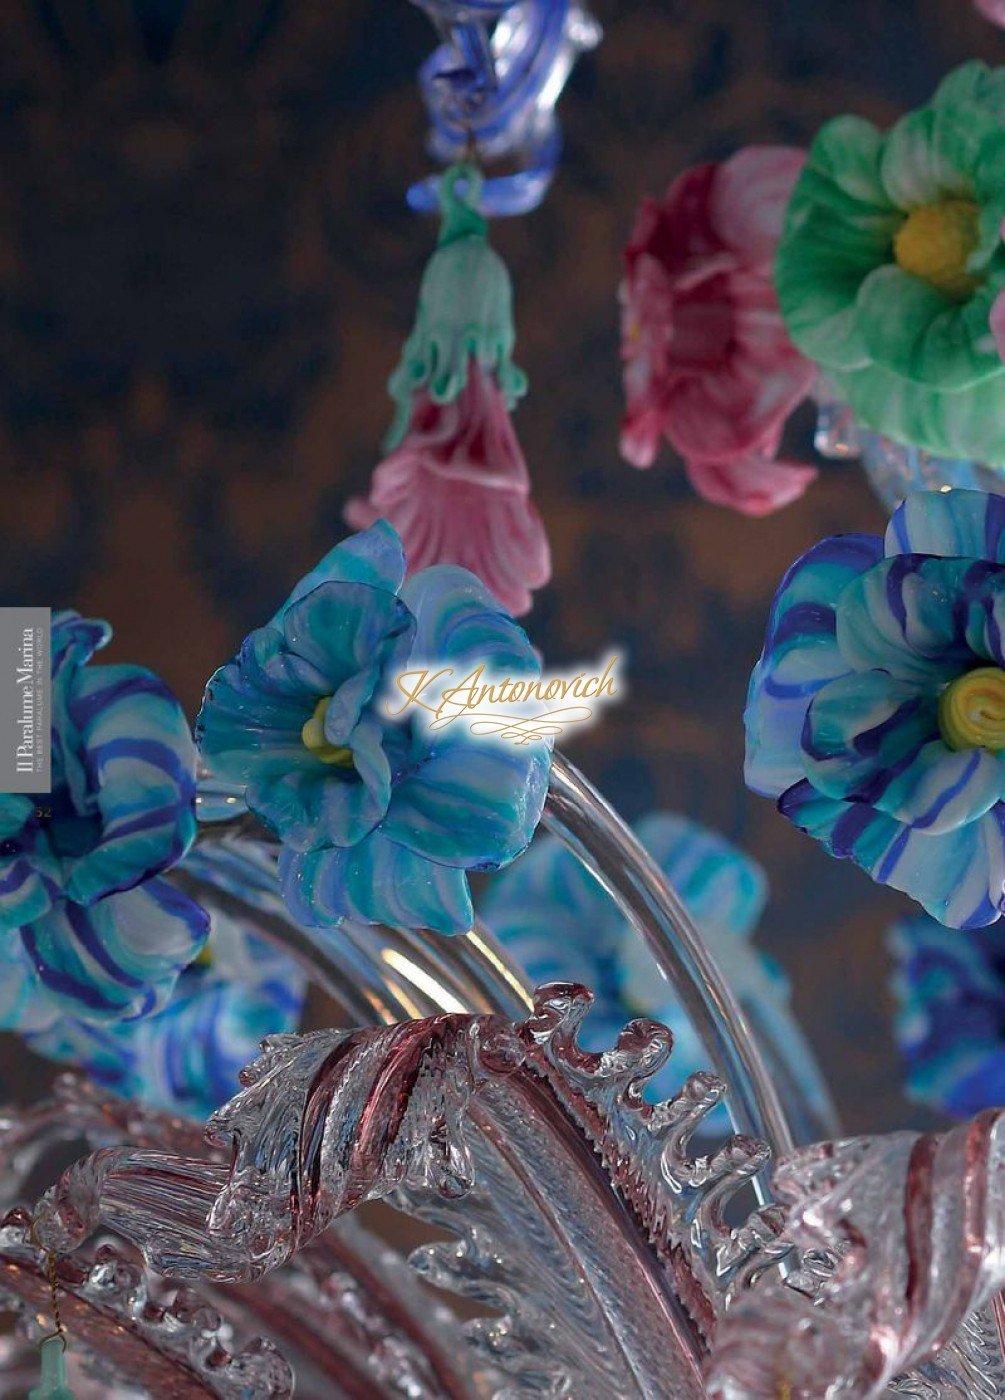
[
  {"x1": 745, "y1": 489, "x2": 1005, "y2": 929},
  {"x1": 196, "y1": 521, "x2": 551, "y2": 935},
  {"x1": 480, "y1": 812, "x2": 830, "y2": 1119},
  {"x1": 890, "y1": 912, "x2": 1005, "y2": 1117},
  {"x1": 0, "y1": 611, "x2": 206, "y2": 1030},
  {"x1": 25, "y1": 909, "x2": 305, "y2": 1121}
]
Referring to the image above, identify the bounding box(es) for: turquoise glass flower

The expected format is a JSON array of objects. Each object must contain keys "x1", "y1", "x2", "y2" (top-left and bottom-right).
[
  {"x1": 776, "y1": 62, "x2": 1005, "y2": 468},
  {"x1": 480, "y1": 812, "x2": 831, "y2": 1120},
  {"x1": 890, "y1": 912, "x2": 1005, "y2": 1118},
  {"x1": 196, "y1": 520, "x2": 551, "y2": 935},
  {"x1": 25, "y1": 908, "x2": 305, "y2": 1120},
  {"x1": 745, "y1": 488, "x2": 1005, "y2": 929},
  {"x1": 0, "y1": 611, "x2": 206, "y2": 1030}
]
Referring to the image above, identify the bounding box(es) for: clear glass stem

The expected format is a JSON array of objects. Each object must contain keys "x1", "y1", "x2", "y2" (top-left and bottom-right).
[
  {"x1": 543, "y1": 753, "x2": 797, "y2": 1159},
  {"x1": 192, "y1": 750, "x2": 828, "y2": 1162}
]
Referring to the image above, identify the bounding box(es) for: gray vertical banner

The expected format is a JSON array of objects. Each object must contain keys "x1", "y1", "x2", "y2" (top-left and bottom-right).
[{"x1": 0, "y1": 608, "x2": 51, "y2": 793}]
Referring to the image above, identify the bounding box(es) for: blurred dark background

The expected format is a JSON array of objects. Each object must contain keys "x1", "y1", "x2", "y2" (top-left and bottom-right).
[{"x1": 1, "y1": 0, "x2": 1001, "y2": 1134}]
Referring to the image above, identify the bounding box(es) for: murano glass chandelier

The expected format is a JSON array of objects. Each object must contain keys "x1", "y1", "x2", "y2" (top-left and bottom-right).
[{"x1": 6, "y1": 3, "x2": 1005, "y2": 1398}]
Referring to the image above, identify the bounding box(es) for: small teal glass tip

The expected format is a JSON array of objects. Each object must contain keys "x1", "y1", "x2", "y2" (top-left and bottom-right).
[{"x1": 29, "y1": 1334, "x2": 76, "y2": 1400}]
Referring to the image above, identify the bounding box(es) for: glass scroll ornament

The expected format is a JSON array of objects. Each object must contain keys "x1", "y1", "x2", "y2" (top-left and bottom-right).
[
  {"x1": 405, "y1": 0, "x2": 601, "y2": 216},
  {"x1": 0, "y1": 752, "x2": 1003, "y2": 1398}
]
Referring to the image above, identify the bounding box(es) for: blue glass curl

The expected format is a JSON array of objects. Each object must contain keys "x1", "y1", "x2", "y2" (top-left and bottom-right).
[{"x1": 407, "y1": 1, "x2": 600, "y2": 216}]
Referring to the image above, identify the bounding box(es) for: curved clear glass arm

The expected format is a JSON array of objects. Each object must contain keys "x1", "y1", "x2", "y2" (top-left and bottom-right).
[
  {"x1": 12, "y1": 773, "x2": 1002, "y2": 1397},
  {"x1": 191, "y1": 750, "x2": 831, "y2": 1158},
  {"x1": 544, "y1": 754, "x2": 797, "y2": 1159},
  {"x1": 179, "y1": 842, "x2": 534, "y2": 1026}
]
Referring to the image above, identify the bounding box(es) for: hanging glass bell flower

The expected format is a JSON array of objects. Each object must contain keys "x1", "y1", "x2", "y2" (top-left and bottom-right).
[{"x1": 385, "y1": 161, "x2": 527, "y2": 449}]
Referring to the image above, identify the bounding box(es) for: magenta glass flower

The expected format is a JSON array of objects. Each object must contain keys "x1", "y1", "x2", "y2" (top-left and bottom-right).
[
  {"x1": 619, "y1": 146, "x2": 818, "y2": 516},
  {"x1": 345, "y1": 363, "x2": 550, "y2": 618}
]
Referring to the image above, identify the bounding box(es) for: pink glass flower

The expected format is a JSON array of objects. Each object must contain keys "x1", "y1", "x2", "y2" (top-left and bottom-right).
[
  {"x1": 975, "y1": 0, "x2": 1005, "y2": 24},
  {"x1": 345, "y1": 362, "x2": 550, "y2": 617},
  {"x1": 619, "y1": 146, "x2": 818, "y2": 515}
]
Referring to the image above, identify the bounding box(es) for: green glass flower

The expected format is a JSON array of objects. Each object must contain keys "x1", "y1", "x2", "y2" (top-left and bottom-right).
[
  {"x1": 776, "y1": 62, "x2": 1005, "y2": 468},
  {"x1": 385, "y1": 163, "x2": 527, "y2": 450}
]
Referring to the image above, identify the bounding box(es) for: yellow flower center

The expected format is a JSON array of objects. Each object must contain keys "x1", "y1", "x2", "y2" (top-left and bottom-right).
[
  {"x1": 893, "y1": 198, "x2": 981, "y2": 301},
  {"x1": 301, "y1": 696, "x2": 355, "y2": 766},
  {"x1": 938, "y1": 666, "x2": 1005, "y2": 752}
]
